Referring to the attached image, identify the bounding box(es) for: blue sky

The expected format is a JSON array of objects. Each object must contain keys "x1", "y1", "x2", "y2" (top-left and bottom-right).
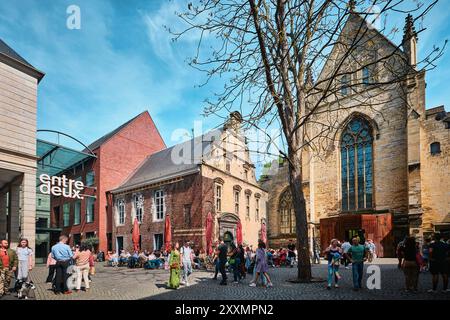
[{"x1": 0, "y1": 0, "x2": 449, "y2": 174}]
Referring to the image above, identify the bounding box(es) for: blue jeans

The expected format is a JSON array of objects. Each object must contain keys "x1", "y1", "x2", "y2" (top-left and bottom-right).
[
  {"x1": 352, "y1": 261, "x2": 364, "y2": 288},
  {"x1": 232, "y1": 258, "x2": 241, "y2": 282},
  {"x1": 327, "y1": 263, "x2": 339, "y2": 286},
  {"x1": 182, "y1": 261, "x2": 192, "y2": 283}
]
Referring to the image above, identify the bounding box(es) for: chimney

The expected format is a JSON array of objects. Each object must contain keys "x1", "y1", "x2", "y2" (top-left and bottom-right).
[
  {"x1": 224, "y1": 111, "x2": 243, "y2": 131},
  {"x1": 402, "y1": 14, "x2": 418, "y2": 69}
]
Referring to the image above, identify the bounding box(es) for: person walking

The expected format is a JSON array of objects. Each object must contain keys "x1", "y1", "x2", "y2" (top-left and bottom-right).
[
  {"x1": 229, "y1": 243, "x2": 240, "y2": 284},
  {"x1": 428, "y1": 233, "x2": 449, "y2": 293},
  {"x1": 46, "y1": 252, "x2": 57, "y2": 283},
  {"x1": 366, "y1": 240, "x2": 376, "y2": 263},
  {"x1": 238, "y1": 244, "x2": 246, "y2": 279},
  {"x1": 347, "y1": 237, "x2": 367, "y2": 291},
  {"x1": 397, "y1": 237, "x2": 406, "y2": 269},
  {"x1": 341, "y1": 240, "x2": 351, "y2": 269},
  {"x1": 180, "y1": 241, "x2": 194, "y2": 286},
  {"x1": 51, "y1": 235, "x2": 73, "y2": 294},
  {"x1": 212, "y1": 241, "x2": 220, "y2": 280},
  {"x1": 218, "y1": 239, "x2": 228, "y2": 285},
  {"x1": 245, "y1": 246, "x2": 252, "y2": 271},
  {"x1": 16, "y1": 238, "x2": 33, "y2": 282},
  {"x1": 401, "y1": 237, "x2": 420, "y2": 292},
  {"x1": 168, "y1": 242, "x2": 181, "y2": 289},
  {"x1": 73, "y1": 244, "x2": 91, "y2": 292},
  {"x1": 287, "y1": 243, "x2": 296, "y2": 268},
  {"x1": 249, "y1": 241, "x2": 273, "y2": 288},
  {"x1": 421, "y1": 238, "x2": 431, "y2": 272},
  {"x1": 324, "y1": 239, "x2": 342, "y2": 289},
  {"x1": 312, "y1": 240, "x2": 321, "y2": 264},
  {"x1": 0, "y1": 239, "x2": 18, "y2": 296}
]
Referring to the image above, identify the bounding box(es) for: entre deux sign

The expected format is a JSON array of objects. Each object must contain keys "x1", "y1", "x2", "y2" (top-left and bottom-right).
[{"x1": 39, "y1": 174, "x2": 84, "y2": 199}]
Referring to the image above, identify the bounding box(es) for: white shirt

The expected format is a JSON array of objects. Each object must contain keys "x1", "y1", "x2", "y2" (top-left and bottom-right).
[
  {"x1": 341, "y1": 242, "x2": 351, "y2": 253},
  {"x1": 181, "y1": 246, "x2": 193, "y2": 263}
]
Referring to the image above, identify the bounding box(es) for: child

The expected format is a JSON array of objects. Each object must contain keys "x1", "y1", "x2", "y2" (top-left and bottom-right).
[{"x1": 331, "y1": 251, "x2": 342, "y2": 280}]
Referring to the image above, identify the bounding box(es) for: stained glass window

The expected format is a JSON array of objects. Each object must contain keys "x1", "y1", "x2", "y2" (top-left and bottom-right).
[
  {"x1": 279, "y1": 189, "x2": 296, "y2": 234},
  {"x1": 341, "y1": 117, "x2": 373, "y2": 211}
]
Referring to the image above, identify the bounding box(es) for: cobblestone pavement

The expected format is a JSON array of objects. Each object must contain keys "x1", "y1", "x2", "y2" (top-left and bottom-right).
[{"x1": 19, "y1": 259, "x2": 450, "y2": 300}]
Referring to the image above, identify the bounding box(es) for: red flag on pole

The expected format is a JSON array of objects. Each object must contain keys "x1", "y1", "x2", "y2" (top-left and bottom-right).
[
  {"x1": 261, "y1": 221, "x2": 267, "y2": 244},
  {"x1": 164, "y1": 214, "x2": 172, "y2": 251},
  {"x1": 205, "y1": 212, "x2": 213, "y2": 255},
  {"x1": 132, "y1": 217, "x2": 140, "y2": 251},
  {"x1": 236, "y1": 220, "x2": 243, "y2": 245}
]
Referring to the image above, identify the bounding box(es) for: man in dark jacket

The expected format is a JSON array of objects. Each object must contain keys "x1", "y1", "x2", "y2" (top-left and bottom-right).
[{"x1": 0, "y1": 239, "x2": 18, "y2": 296}]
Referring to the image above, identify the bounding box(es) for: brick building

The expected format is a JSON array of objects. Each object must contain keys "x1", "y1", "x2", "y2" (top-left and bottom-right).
[
  {"x1": 110, "y1": 112, "x2": 268, "y2": 252},
  {"x1": 261, "y1": 13, "x2": 450, "y2": 256},
  {"x1": 50, "y1": 111, "x2": 166, "y2": 251}
]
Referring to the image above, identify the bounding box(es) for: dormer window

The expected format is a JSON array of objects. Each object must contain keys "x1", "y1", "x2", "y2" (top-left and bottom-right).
[{"x1": 430, "y1": 142, "x2": 441, "y2": 155}]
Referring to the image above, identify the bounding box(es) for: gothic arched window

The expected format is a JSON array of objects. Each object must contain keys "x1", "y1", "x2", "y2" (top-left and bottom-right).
[
  {"x1": 341, "y1": 117, "x2": 374, "y2": 211},
  {"x1": 279, "y1": 189, "x2": 296, "y2": 234}
]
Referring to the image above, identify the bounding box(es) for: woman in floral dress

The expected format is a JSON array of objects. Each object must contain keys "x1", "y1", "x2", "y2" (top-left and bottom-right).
[{"x1": 168, "y1": 242, "x2": 181, "y2": 289}]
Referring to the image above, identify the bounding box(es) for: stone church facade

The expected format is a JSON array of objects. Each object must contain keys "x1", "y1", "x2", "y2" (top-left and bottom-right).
[{"x1": 261, "y1": 13, "x2": 450, "y2": 257}]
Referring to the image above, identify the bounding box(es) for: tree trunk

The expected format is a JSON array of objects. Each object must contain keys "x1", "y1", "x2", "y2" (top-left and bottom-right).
[{"x1": 288, "y1": 148, "x2": 312, "y2": 281}]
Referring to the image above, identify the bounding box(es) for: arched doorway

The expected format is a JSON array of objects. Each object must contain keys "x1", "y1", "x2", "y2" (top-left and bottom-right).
[{"x1": 217, "y1": 212, "x2": 240, "y2": 247}]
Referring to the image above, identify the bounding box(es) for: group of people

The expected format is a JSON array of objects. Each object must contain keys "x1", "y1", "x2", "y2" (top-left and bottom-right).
[
  {"x1": 0, "y1": 238, "x2": 34, "y2": 297},
  {"x1": 323, "y1": 233, "x2": 450, "y2": 293},
  {"x1": 397, "y1": 233, "x2": 450, "y2": 293},
  {"x1": 105, "y1": 247, "x2": 208, "y2": 271},
  {"x1": 324, "y1": 237, "x2": 370, "y2": 291},
  {"x1": 266, "y1": 244, "x2": 297, "y2": 268},
  {"x1": 165, "y1": 239, "x2": 274, "y2": 289},
  {"x1": 210, "y1": 239, "x2": 274, "y2": 288},
  {"x1": 47, "y1": 235, "x2": 95, "y2": 295}
]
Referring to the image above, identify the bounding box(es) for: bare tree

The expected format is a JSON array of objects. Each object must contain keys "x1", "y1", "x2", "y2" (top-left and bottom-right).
[{"x1": 171, "y1": 0, "x2": 445, "y2": 281}]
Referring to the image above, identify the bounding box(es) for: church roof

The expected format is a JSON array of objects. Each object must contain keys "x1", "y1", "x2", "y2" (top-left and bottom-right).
[
  {"x1": 316, "y1": 12, "x2": 406, "y2": 83},
  {"x1": 111, "y1": 129, "x2": 222, "y2": 193}
]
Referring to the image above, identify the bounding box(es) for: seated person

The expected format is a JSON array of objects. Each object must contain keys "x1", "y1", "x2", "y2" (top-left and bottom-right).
[
  {"x1": 198, "y1": 250, "x2": 206, "y2": 269},
  {"x1": 110, "y1": 252, "x2": 119, "y2": 266},
  {"x1": 144, "y1": 251, "x2": 162, "y2": 269},
  {"x1": 119, "y1": 250, "x2": 130, "y2": 265},
  {"x1": 138, "y1": 251, "x2": 148, "y2": 265}
]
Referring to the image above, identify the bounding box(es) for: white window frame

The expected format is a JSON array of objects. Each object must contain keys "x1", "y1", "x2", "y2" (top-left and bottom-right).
[
  {"x1": 255, "y1": 198, "x2": 260, "y2": 222},
  {"x1": 133, "y1": 194, "x2": 144, "y2": 223},
  {"x1": 153, "y1": 233, "x2": 164, "y2": 251},
  {"x1": 246, "y1": 194, "x2": 250, "y2": 219},
  {"x1": 234, "y1": 190, "x2": 240, "y2": 215},
  {"x1": 116, "y1": 198, "x2": 125, "y2": 226},
  {"x1": 153, "y1": 190, "x2": 165, "y2": 222},
  {"x1": 215, "y1": 184, "x2": 222, "y2": 212}
]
